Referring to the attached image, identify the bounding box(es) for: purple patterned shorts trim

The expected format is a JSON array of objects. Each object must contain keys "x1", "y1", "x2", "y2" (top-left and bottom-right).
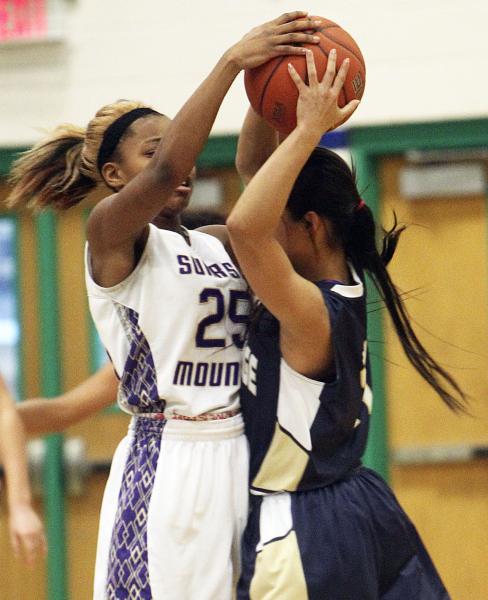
[{"x1": 106, "y1": 418, "x2": 165, "y2": 599}]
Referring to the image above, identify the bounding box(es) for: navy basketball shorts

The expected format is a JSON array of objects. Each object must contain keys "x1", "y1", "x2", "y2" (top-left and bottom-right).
[{"x1": 237, "y1": 467, "x2": 451, "y2": 600}]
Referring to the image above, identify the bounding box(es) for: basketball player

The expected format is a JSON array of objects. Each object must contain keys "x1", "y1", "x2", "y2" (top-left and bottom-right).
[
  {"x1": 0, "y1": 373, "x2": 47, "y2": 566},
  {"x1": 16, "y1": 211, "x2": 226, "y2": 433},
  {"x1": 228, "y1": 50, "x2": 461, "y2": 599},
  {"x1": 6, "y1": 12, "x2": 324, "y2": 599}
]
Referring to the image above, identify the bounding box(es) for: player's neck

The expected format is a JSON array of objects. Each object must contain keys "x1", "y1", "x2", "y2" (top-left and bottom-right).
[{"x1": 308, "y1": 251, "x2": 351, "y2": 285}]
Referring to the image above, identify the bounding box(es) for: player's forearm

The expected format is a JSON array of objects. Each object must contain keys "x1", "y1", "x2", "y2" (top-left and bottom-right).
[
  {"x1": 18, "y1": 364, "x2": 118, "y2": 435},
  {"x1": 236, "y1": 107, "x2": 279, "y2": 184},
  {"x1": 0, "y1": 408, "x2": 32, "y2": 508},
  {"x1": 17, "y1": 397, "x2": 75, "y2": 435},
  {"x1": 150, "y1": 52, "x2": 240, "y2": 193},
  {"x1": 228, "y1": 124, "x2": 320, "y2": 239}
]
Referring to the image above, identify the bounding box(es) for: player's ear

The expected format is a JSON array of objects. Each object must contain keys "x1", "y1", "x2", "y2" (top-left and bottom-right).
[
  {"x1": 101, "y1": 162, "x2": 125, "y2": 191},
  {"x1": 303, "y1": 211, "x2": 322, "y2": 234},
  {"x1": 304, "y1": 211, "x2": 336, "y2": 248}
]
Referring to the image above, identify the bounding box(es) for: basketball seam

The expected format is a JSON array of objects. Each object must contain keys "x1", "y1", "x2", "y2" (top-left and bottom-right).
[
  {"x1": 317, "y1": 24, "x2": 340, "y2": 32},
  {"x1": 315, "y1": 44, "x2": 350, "y2": 104},
  {"x1": 318, "y1": 30, "x2": 364, "y2": 67},
  {"x1": 259, "y1": 56, "x2": 287, "y2": 117}
]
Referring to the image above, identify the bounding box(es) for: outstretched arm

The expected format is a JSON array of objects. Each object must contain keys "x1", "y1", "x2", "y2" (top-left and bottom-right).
[
  {"x1": 0, "y1": 375, "x2": 47, "y2": 565},
  {"x1": 227, "y1": 50, "x2": 359, "y2": 373},
  {"x1": 87, "y1": 13, "x2": 320, "y2": 287},
  {"x1": 17, "y1": 363, "x2": 118, "y2": 436}
]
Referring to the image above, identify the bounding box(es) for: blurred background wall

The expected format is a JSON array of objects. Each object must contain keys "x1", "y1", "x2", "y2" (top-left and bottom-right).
[
  {"x1": 0, "y1": 1, "x2": 487, "y2": 599},
  {"x1": 0, "y1": 0, "x2": 487, "y2": 144}
]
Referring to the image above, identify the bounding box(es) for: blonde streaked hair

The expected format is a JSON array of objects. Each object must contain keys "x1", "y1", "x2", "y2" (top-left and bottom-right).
[{"x1": 6, "y1": 100, "x2": 150, "y2": 211}]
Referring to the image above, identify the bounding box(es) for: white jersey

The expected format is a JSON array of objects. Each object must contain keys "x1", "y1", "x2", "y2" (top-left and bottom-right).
[{"x1": 85, "y1": 224, "x2": 249, "y2": 417}]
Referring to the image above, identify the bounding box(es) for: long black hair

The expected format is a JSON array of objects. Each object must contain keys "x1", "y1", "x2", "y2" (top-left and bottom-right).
[{"x1": 286, "y1": 147, "x2": 466, "y2": 413}]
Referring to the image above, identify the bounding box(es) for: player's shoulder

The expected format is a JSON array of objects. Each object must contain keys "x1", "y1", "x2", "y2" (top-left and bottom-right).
[{"x1": 193, "y1": 224, "x2": 229, "y2": 247}]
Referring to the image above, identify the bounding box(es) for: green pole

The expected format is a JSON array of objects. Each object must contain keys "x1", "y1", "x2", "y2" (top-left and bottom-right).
[
  {"x1": 36, "y1": 211, "x2": 68, "y2": 600},
  {"x1": 11, "y1": 215, "x2": 24, "y2": 400},
  {"x1": 351, "y1": 148, "x2": 389, "y2": 481}
]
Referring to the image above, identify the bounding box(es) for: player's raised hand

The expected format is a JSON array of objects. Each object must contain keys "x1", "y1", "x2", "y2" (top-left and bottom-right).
[
  {"x1": 288, "y1": 48, "x2": 360, "y2": 132},
  {"x1": 227, "y1": 12, "x2": 322, "y2": 70}
]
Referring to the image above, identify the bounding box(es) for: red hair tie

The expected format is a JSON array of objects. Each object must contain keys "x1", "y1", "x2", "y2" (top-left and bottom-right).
[{"x1": 356, "y1": 199, "x2": 366, "y2": 211}]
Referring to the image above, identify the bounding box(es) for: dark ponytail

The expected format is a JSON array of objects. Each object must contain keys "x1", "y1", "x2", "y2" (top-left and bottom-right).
[
  {"x1": 287, "y1": 147, "x2": 466, "y2": 413},
  {"x1": 350, "y1": 205, "x2": 466, "y2": 412}
]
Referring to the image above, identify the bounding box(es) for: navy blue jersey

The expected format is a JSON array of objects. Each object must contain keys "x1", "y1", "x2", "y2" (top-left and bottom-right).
[{"x1": 240, "y1": 265, "x2": 372, "y2": 494}]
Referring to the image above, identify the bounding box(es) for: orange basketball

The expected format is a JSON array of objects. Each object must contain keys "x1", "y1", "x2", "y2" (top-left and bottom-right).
[{"x1": 244, "y1": 16, "x2": 365, "y2": 134}]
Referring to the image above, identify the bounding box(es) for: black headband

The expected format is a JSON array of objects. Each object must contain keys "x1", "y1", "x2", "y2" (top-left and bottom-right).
[{"x1": 97, "y1": 107, "x2": 160, "y2": 173}]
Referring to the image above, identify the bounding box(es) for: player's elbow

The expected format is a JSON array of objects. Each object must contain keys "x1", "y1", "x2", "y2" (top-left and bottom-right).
[{"x1": 226, "y1": 213, "x2": 250, "y2": 240}]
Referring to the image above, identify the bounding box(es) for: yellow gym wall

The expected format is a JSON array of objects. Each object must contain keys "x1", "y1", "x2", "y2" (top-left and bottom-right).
[{"x1": 379, "y1": 156, "x2": 488, "y2": 599}]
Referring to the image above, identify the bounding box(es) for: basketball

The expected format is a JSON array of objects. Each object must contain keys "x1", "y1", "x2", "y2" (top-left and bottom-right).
[{"x1": 244, "y1": 16, "x2": 366, "y2": 134}]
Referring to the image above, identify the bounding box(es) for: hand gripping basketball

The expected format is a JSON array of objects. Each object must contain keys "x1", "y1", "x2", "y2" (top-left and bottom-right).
[
  {"x1": 288, "y1": 48, "x2": 360, "y2": 134},
  {"x1": 228, "y1": 11, "x2": 321, "y2": 70},
  {"x1": 244, "y1": 15, "x2": 366, "y2": 133}
]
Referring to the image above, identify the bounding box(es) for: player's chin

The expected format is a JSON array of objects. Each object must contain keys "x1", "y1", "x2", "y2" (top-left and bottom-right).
[{"x1": 166, "y1": 189, "x2": 192, "y2": 214}]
